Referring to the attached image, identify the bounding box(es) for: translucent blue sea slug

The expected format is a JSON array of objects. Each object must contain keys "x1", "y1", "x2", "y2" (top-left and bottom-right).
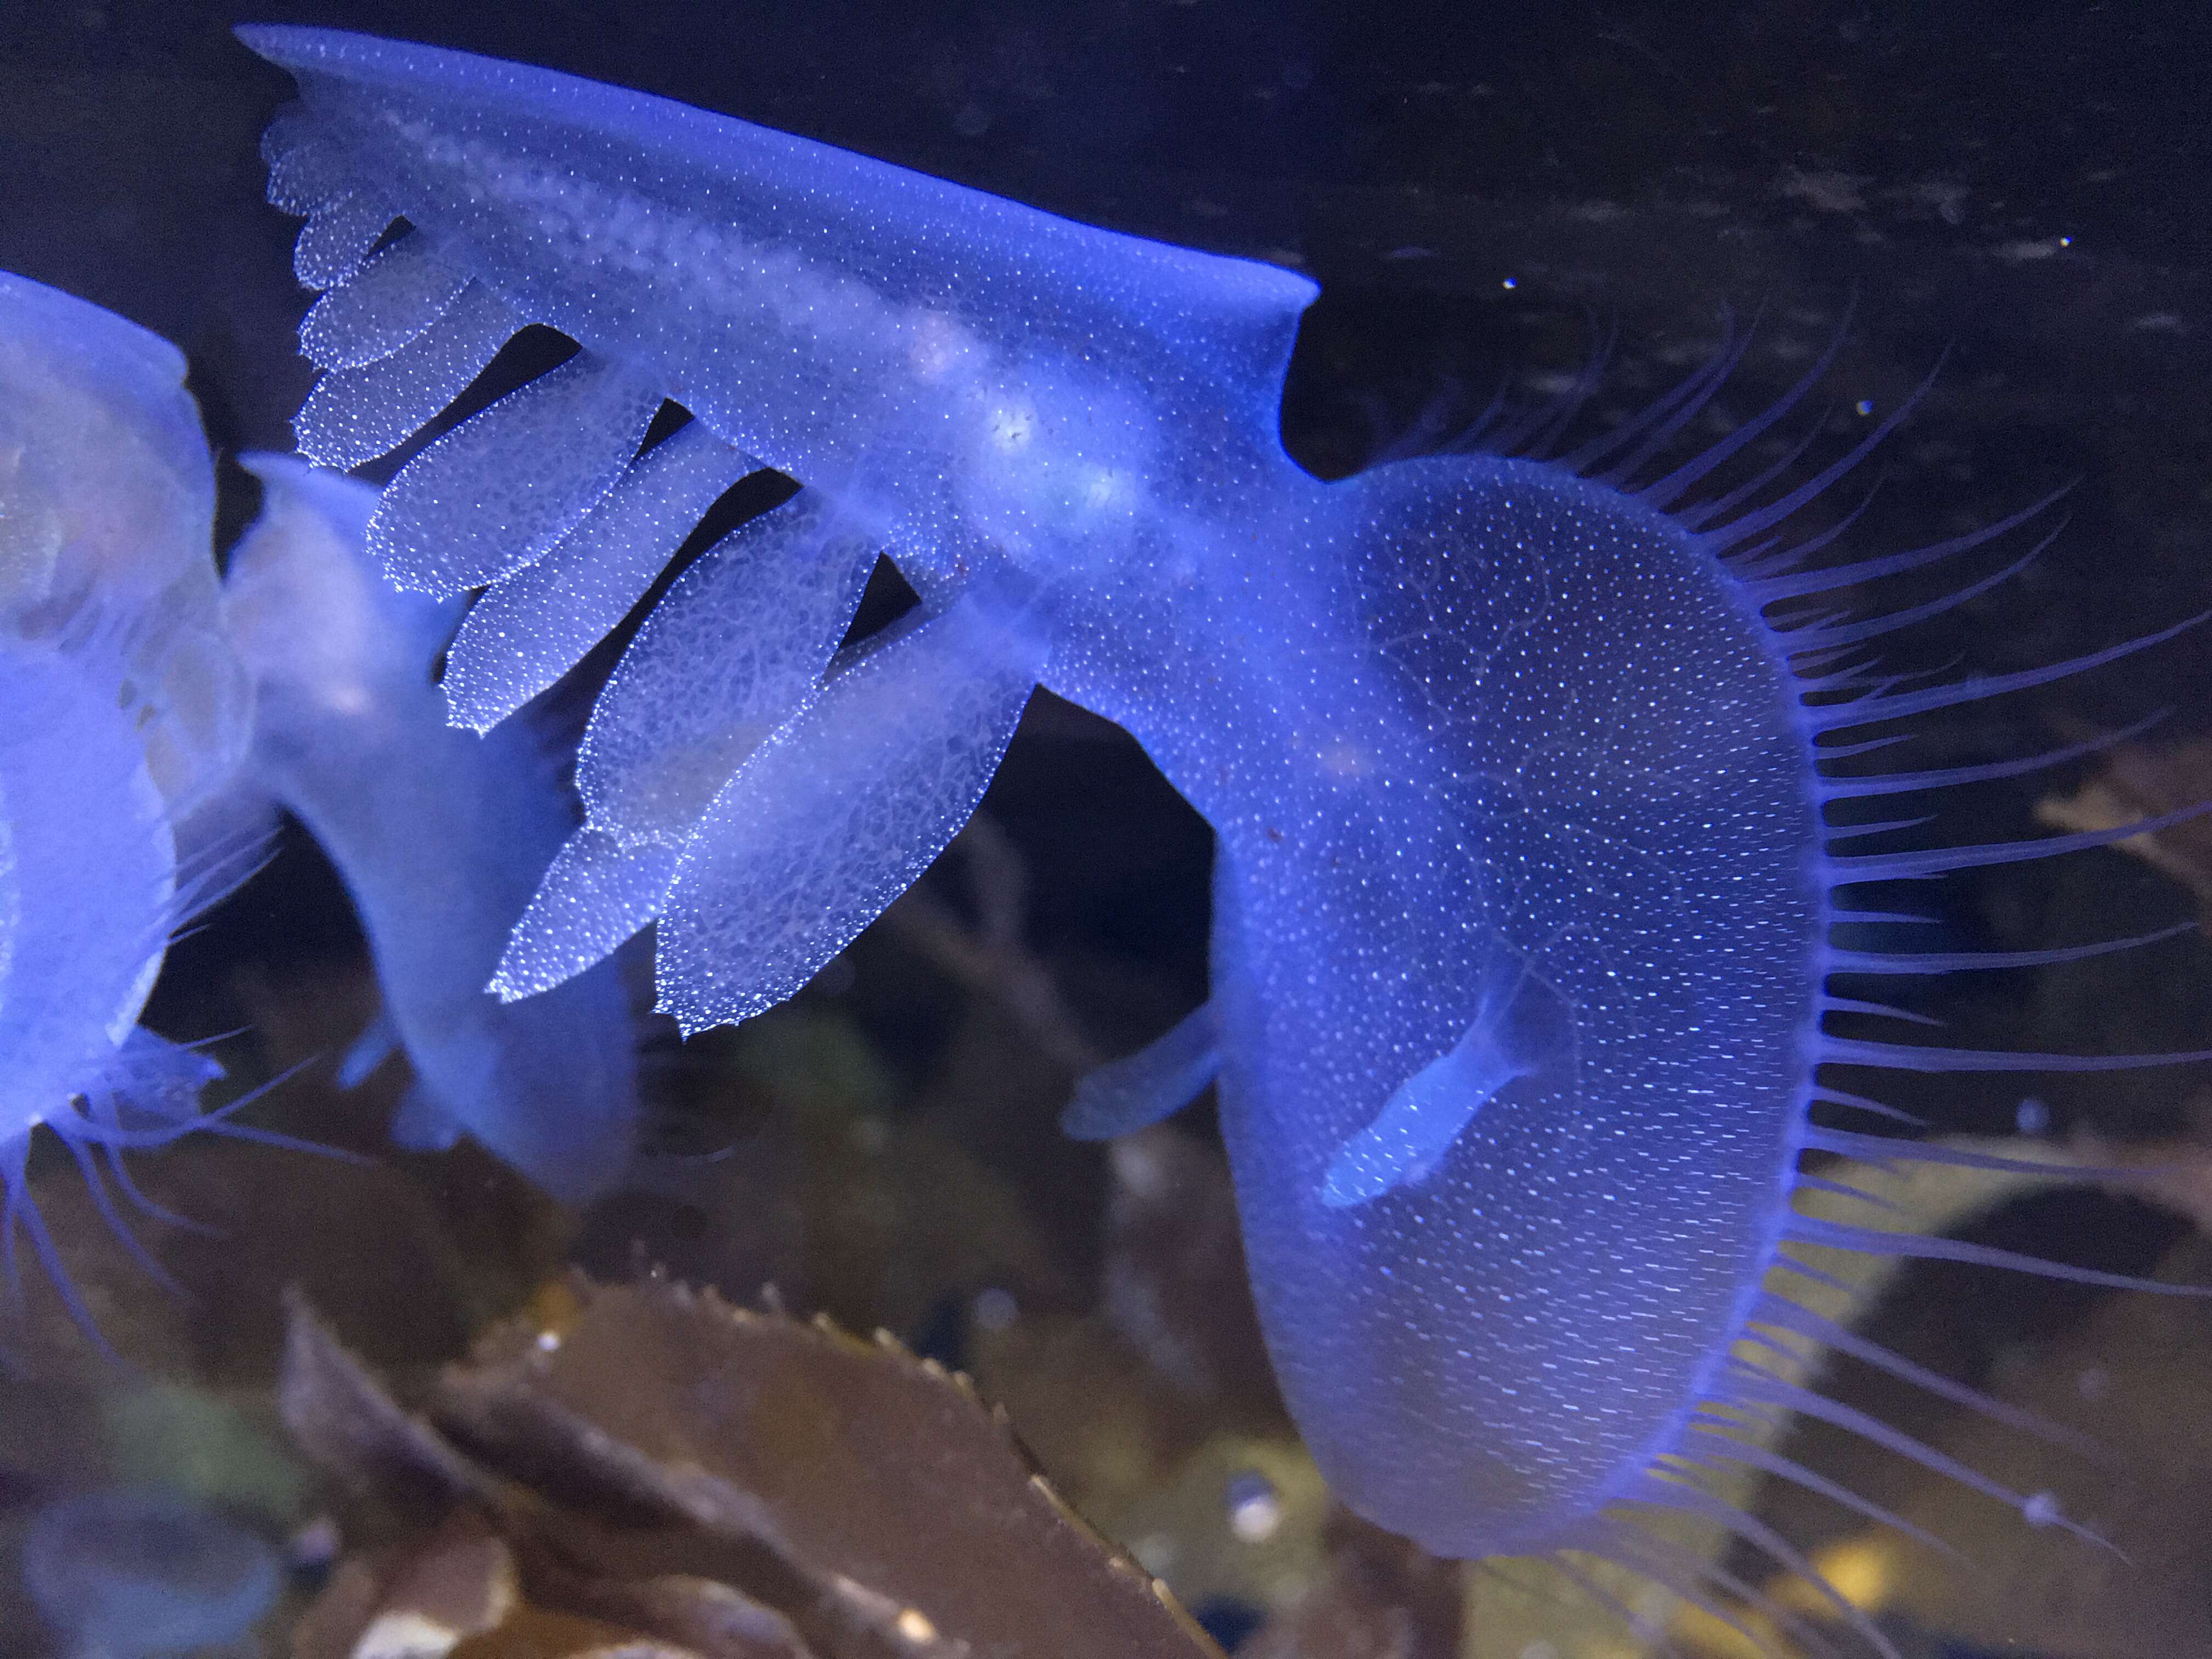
[
  {"x1": 21, "y1": 1486, "x2": 281, "y2": 1659},
  {"x1": 0, "y1": 271, "x2": 256, "y2": 1313},
  {"x1": 238, "y1": 26, "x2": 2210, "y2": 1638},
  {"x1": 223, "y1": 454, "x2": 640, "y2": 1201}
]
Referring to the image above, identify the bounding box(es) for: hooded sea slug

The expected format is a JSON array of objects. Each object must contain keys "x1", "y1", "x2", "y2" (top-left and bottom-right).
[
  {"x1": 237, "y1": 25, "x2": 2211, "y2": 1640},
  {"x1": 0, "y1": 272, "x2": 258, "y2": 1316},
  {"x1": 223, "y1": 453, "x2": 640, "y2": 1202},
  {"x1": 20, "y1": 1485, "x2": 282, "y2": 1659}
]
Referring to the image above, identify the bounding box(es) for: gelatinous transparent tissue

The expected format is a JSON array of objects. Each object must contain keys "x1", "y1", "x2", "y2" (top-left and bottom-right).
[
  {"x1": 371, "y1": 351, "x2": 663, "y2": 596},
  {"x1": 294, "y1": 191, "x2": 397, "y2": 291},
  {"x1": 226, "y1": 454, "x2": 641, "y2": 1202},
  {"x1": 580, "y1": 492, "x2": 877, "y2": 845},
  {"x1": 442, "y1": 421, "x2": 755, "y2": 732},
  {"x1": 494, "y1": 828, "x2": 678, "y2": 1002},
  {"x1": 657, "y1": 597, "x2": 1045, "y2": 1034},
  {"x1": 0, "y1": 269, "x2": 263, "y2": 1331},
  {"x1": 299, "y1": 232, "x2": 469, "y2": 370},
  {"x1": 296, "y1": 283, "x2": 520, "y2": 471}
]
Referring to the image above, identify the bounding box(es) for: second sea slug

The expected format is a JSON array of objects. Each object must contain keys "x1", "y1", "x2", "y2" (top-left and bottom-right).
[
  {"x1": 223, "y1": 453, "x2": 641, "y2": 1203},
  {"x1": 0, "y1": 270, "x2": 257, "y2": 1318}
]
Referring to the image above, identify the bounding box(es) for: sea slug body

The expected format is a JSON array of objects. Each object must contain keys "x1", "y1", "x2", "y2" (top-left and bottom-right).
[
  {"x1": 223, "y1": 454, "x2": 641, "y2": 1202},
  {"x1": 0, "y1": 270, "x2": 256, "y2": 1313},
  {"x1": 236, "y1": 27, "x2": 2210, "y2": 1640},
  {"x1": 21, "y1": 1486, "x2": 282, "y2": 1658}
]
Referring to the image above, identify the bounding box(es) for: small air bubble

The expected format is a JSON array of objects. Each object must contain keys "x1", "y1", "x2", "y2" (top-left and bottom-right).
[
  {"x1": 973, "y1": 1286, "x2": 1018, "y2": 1331},
  {"x1": 287, "y1": 1514, "x2": 341, "y2": 1572},
  {"x1": 2022, "y1": 1489, "x2": 2061, "y2": 1528},
  {"x1": 2016, "y1": 1096, "x2": 2051, "y2": 1135},
  {"x1": 1132, "y1": 1531, "x2": 1178, "y2": 1573},
  {"x1": 895, "y1": 1607, "x2": 938, "y2": 1644},
  {"x1": 1226, "y1": 1471, "x2": 1282, "y2": 1543},
  {"x1": 1110, "y1": 1135, "x2": 1175, "y2": 1201},
  {"x1": 1854, "y1": 398, "x2": 1876, "y2": 417},
  {"x1": 1501, "y1": 276, "x2": 1518, "y2": 290}
]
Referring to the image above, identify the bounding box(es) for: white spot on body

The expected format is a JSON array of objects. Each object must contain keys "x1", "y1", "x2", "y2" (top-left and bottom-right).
[
  {"x1": 1226, "y1": 1472, "x2": 1283, "y2": 1543},
  {"x1": 1132, "y1": 1532, "x2": 1177, "y2": 1573},
  {"x1": 895, "y1": 1607, "x2": 938, "y2": 1645}
]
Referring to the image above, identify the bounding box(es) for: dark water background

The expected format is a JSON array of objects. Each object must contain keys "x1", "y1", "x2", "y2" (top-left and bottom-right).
[{"x1": 3, "y1": 4, "x2": 2210, "y2": 1656}]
